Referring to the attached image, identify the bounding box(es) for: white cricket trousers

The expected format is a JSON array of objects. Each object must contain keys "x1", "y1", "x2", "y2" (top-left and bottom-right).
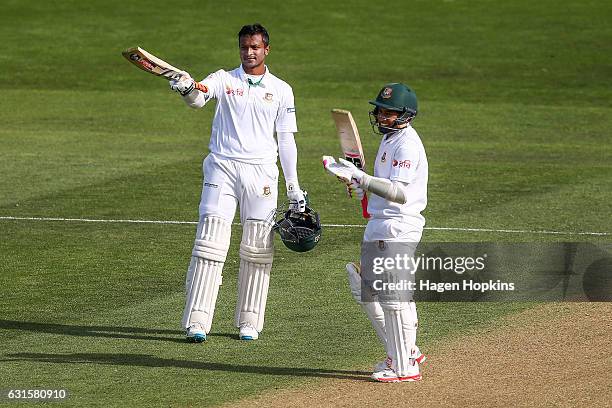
[{"x1": 199, "y1": 153, "x2": 279, "y2": 222}]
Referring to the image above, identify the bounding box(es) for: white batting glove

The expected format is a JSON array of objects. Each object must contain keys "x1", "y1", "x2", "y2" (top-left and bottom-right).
[
  {"x1": 169, "y1": 72, "x2": 195, "y2": 95},
  {"x1": 322, "y1": 155, "x2": 352, "y2": 183},
  {"x1": 337, "y1": 158, "x2": 366, "y2": 183},
  {"x1": 287, "y1": 185, "x2": 306, "y2": 213},
  {"x1": 346, "y1": 179, "x2": 365, "y2": 200}
]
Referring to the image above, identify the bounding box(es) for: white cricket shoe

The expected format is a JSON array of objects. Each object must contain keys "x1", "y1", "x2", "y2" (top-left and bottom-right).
[
  {"x1": 371, "y1": 367, "x2": 422, "y2": 383},
  {"x1": 239, "y1": 323, "x2": 259, "y2": 340},
  {"x1": 186, "y1": 323, "x2": 206, "y2": 343},
  {"x1": 413, "y1": 346, "x2": 427, "y2": 364},
  {"x1": 374, "y1": 356, "x2": 392, "y2": 372}
]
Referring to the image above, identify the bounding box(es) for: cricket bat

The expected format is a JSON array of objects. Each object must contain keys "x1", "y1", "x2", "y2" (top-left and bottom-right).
[
  {"x1": 121, "y1": 46, "x2": 208, "y2": 92},
  {"x1": 331, "y1": 108, "x2": 370, "y2": 219}
]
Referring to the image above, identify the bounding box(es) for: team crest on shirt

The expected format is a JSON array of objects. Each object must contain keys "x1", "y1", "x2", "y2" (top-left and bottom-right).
[
  {"x1": 264, "y1": 93, "x2": 274, "y2": 102},
  {"x1": 381, "y1": 152, "x2": 387, "y2": 163},
  {"x1": 382, "y1": 87, "x2": 393, "y2": 99},
  {"x1": 263, "y1": 186, "x2": 271, "y2": 197}
]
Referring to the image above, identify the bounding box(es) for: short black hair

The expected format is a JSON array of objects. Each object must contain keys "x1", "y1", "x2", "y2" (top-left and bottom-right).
[{"x1": 238, "y1": 23, "x2": 270, "y2": 46}]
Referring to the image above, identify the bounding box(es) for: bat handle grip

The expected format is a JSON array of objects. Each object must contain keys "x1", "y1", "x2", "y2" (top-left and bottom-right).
[{"x1": 361, "y1": 194, "x2": 370, "y2": 219}]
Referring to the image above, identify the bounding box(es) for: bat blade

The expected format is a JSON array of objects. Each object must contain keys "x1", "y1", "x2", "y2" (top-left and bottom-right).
[
  {"x1": 121, "y1": 47, "x2": 208, "y2": 92},
  {"x1": 122, "y1": 47, "x2": 184, "y2": 81},
  {"x1": 331, "y1": 109, "x2": 370, "y2": 219},
  {"x1": 331, "y1": 108, "x2": 365, "y2": 169}
]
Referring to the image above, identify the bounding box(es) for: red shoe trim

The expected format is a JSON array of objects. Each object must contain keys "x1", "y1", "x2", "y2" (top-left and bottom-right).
[
  {"x1": 373, "y1": 373, "x2": 422, "y2": 383},
  {"x1": 415, "y1": 354, "x2": 427, "y2": 364},
  {"x1": 397, "y1": 373, "x2": 422, "y2": 382}
]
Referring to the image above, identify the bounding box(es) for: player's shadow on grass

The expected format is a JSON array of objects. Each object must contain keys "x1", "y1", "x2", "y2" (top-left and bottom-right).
[
  {"x1": 0, "y1": 320, "x2": 185, "y2": 343},
  {"x1": 0, "y1": 321, "x2": 332, "y2": 344},
  {"x1": 3, "y1": 352, "x2": 370, "y2": 381}
]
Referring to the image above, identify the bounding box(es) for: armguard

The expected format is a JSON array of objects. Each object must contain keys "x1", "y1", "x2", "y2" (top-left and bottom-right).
[{"x1": 360, "y1": 175, "x2": 408, "y2": 204}]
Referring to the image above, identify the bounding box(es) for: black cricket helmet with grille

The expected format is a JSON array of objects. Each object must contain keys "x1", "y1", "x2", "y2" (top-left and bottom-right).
[{"x1": 274, "y1": 206, "x2": 322, "y2": 253}]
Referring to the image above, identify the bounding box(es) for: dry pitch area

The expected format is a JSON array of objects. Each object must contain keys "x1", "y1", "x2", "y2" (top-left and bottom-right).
[{"x1": 228, "y1": 303, "x2": 611, "y2": 408}]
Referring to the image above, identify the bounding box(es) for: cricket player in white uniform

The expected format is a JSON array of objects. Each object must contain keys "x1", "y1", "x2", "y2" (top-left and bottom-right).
[
  {"x1": 323, "y1": 83, "x2": 428, "y2": 382},
  {"x1": 169, "y1": 24, "x2": 306, "y2": 342}
]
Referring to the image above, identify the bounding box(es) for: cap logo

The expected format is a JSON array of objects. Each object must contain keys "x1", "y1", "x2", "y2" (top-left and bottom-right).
[{"x1": 382, "y1": 87, "x2": 393, "y2": 99}]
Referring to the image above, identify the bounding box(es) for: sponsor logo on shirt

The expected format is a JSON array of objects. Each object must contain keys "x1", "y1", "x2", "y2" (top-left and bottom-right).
[
  {"x1": 392, "y1": 159, "x2": 412, "y2": 168},
  {"x1": 287, "y1": 107, "x2": 296, "y2": 113},
  {"x1": 225, "y1": 86, "x2": 244, "y2": 96},
  {"x1": 204, "y1": 182, "x2": 219, "y2": 188},
  {"x1": 381, "y1": 152, "x2": 387, "y2": 163}
]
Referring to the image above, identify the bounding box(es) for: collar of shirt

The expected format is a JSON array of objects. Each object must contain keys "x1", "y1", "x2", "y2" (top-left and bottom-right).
[
  {"x1": 383, "y1": 125, "x2": 411, "y2": 142},
  {"x1": 239, "y1": 65, "x2": 269, "y2": 88}
]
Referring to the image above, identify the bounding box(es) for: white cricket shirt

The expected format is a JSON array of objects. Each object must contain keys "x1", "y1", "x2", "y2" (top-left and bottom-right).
[
  {"x1": 364, "y1": 126, "x2": 428, "y2": 242},
  {"x1": 197, "y1": 65, "x2": 297, "y2": 164}
]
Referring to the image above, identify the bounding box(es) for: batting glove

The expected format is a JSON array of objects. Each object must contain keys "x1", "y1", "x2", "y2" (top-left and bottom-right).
[
  {"x1": 322, "y1": 156, "x2": 352, "y2": 183},
  {"x1": 169, "y1": 72, "x2": 195, "y2": 96},
  {"x1": 287, "y1": 186, "x2": 307, "y2": 213},
  {"x1": 337, "y1": 158, "x2": 366, "y2": 183},
  {"x1": 346, "y1": 179, "x2": 365, "y2": 200}
]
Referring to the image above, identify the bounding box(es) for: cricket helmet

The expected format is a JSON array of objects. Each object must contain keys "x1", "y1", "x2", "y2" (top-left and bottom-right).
[
  {"x1": 369, "y1": 83, "x2": 418, "y2": 133},
  {"x1": 274, "y1": 206, "x2": 322, "y2": 253}
]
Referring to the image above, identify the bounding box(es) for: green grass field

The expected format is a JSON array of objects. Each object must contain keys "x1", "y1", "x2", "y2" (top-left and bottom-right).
[{"x1": 1, "y1": 0, "x2": 611, "y2": 406}]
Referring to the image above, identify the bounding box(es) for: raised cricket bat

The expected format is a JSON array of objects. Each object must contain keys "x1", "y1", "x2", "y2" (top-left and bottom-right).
[
  {"x1": 331, "y1": 109, "x2": 370, "y2": 219},
  {"x1": 121, "y1": 46, "x2": 207, "y2": 92}
]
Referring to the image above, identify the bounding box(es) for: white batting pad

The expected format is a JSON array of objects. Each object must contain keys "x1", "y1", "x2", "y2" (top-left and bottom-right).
[
  {"x1": 346, "y1": 262, "x2": 387, "y2": 349},
  {"x1": 235, "y1": 220, "x2": 275, "y2": 332},
  {"x1": 382, "y1": 303, "x2": 418, "y2": 377},
  {"x1": 182, "y1": 216, "x2": 232, "y2": 332}
]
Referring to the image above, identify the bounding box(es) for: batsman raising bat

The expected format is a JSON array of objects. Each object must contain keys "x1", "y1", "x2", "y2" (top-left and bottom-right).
[
  {"x1": 165, "y1": 24, "x2": 307, "y2": 343},
  {"x1": 323, "y1": 83, "x2": 429, "y2": 382}
]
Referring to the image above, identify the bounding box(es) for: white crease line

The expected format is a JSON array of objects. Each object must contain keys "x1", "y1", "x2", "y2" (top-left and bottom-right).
[{"x1": 0, "y1": 216, "x2": 610, "y2": 236}]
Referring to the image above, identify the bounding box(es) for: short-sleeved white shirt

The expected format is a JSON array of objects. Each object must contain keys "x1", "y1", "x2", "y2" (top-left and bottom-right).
[
  {"x1": 364, "y1": 126, "x2": 428, "y2": 242},
  {"x1": 197, "y1": 65, "x2": 297, "y2": 164}
]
